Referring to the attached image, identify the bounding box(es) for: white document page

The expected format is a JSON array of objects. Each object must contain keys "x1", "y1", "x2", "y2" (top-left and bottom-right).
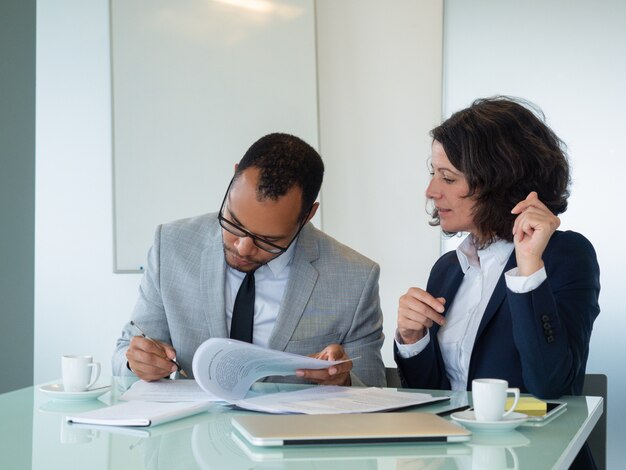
[
  {"x1": 120, "y1": 379, "x2": 223, "y2": 402},
  {"x1": 232, "y1": 385, "x2": 450, "y2": 414},
  {"x1": 192, "y1": 338, "x2": 353, "y2": 400}
]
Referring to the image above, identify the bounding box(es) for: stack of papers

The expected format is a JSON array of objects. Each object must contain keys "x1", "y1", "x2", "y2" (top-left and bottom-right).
[
  {"x1": 231, "y1": 385, "x2": 449, "y2": 414},
  {"x1": 120, "y1": 379, "x2": 220, "y2": 402},
  {"x1": 118, "y1": 379, "x2": 448, "y2": 415},
  {"x1": 64, "y1": 339, "x2": 450, "y2": 427}
]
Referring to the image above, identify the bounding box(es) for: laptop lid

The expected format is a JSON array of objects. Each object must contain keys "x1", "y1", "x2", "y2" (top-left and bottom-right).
[
  {"x1": 231, "y1": 412, "x2": 471, "y2": 447},
  {"x1": 231, "y1": 432, "x2": 472, "y2": 462}
]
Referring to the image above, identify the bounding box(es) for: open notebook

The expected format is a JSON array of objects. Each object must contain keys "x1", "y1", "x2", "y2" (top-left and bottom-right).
[{"x1": 232, "y1": 412, "x2": 471, "y2": 447}]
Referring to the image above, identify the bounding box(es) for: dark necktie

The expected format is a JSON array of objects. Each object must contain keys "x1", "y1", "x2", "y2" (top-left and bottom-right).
[{"x1": 230, "y1": 271, "x2": 255, "y2": 343}]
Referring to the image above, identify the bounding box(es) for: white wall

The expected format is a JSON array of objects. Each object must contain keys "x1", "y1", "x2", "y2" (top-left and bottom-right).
[
  {"x1": 443, "y1": 0, "x2": 626, "y2": 466},
  {"x1": 316, "y1": 0, "x2": 442, "y2": 365},
  {"x1": 35, "y1": 0, "x2": 141, "y2": 382}
]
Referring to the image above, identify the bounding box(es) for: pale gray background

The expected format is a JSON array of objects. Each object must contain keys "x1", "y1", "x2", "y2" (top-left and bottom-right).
[{"x1": 0, "y1": 0, "x2": 35, "y2": 395}]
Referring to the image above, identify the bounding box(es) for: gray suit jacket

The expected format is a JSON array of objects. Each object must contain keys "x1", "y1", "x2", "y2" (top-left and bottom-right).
[{"x1": 112, "y1": 213, "x2": 385, "y2": 386}]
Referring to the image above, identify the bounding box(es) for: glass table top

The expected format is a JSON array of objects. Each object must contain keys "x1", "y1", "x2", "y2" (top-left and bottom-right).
[{"x1": 0, "y1": 378, "x2": 602, "y2": 470}]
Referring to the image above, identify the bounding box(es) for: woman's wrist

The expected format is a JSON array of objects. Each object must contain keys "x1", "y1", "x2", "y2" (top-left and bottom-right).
[{"x1": 398, "y1": 329, "x2": 425, "y2": 345}]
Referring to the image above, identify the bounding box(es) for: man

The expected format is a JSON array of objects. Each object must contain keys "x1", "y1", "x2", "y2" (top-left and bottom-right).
[{"x1": 112, "y1": 133, "x2": 385, "y2": 387}]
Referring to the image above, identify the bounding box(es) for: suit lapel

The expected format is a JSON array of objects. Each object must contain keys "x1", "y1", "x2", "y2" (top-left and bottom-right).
[
  {"x1": 430, "y1": 262, "x2": 465, "y2": 336},
  {"x1": 201, "y1": 220, "x2": 228, "y2": 338},
  {"x1": 441, "y1": 266, "x2": 465, "y2": 310},
  {"x1": 475, "y1": 251, "x2": 517, "y2": 338},
  {"x1": 268, "y1": 224, "x2": 319, "y2": 352}
]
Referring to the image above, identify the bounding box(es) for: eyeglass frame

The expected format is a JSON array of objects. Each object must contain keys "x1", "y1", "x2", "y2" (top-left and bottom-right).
[{"x1": 217, "y1": 176, "x2": 313, "y2": 254}]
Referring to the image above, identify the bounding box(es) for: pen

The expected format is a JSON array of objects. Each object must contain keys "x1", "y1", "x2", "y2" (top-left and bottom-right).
[
  {"x1": 436, "y1": 405, "x2": 471, "y2": 417},
  {"x1": 130, "y1": 320, "x2": 188, "y2": 378}
]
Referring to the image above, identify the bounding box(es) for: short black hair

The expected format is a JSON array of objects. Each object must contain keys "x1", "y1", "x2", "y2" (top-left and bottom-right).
[
  {"x1": 235, "y1": 133, "x2": 324, "y2": 221},
  {"x1": 430, "y1": 96, "x2": 570, "y2": 247}
]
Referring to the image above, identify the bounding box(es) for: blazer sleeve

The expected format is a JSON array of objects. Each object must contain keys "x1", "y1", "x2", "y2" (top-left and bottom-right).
[
  {"x1": 394, "y1": 337, "x2": 451, "y2": 389},
  {"x1": 111, "y1": 225, "x2": 173, "y2": 376},
  {"x1": 508, "y1": 231, "x2": 600, "y2": 398},
  {"x1": 343, "y1": 262, "x2": 386, "y2": 387}
]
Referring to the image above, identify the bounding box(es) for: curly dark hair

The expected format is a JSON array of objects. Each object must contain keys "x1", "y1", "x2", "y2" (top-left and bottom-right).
[
  {"x1": 235, "y1": 133, "x2": 324, "y2": 221},
  {"x1": 430, "y1": 96, "x2": 570, "y2": 247}
]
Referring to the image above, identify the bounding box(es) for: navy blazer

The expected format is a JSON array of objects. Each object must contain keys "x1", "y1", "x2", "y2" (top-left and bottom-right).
[{"x1": 395, "y1": 230, "x2": 600, "y2": 399}]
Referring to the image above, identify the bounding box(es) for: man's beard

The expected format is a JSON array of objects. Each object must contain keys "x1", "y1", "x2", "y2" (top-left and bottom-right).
[{"x1": 223, "y1": 245, "x2": 269, "y2": 273}]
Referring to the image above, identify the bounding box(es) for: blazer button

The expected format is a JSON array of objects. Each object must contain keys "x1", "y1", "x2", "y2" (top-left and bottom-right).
[
  {"x1": 542, "y1": 315, "x2": 550, "y2": 322},
  {"x1": 547, "y1": 335, "x2": 555, "y2": 343},
  {"x1": 543, "y1": 322, "x2": 551, "y2": 330},
  {"x1": 544, "y1": 329, "x2": 553, "y2": 336}
]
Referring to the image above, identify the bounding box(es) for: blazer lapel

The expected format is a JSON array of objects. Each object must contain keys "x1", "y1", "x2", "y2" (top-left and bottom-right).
[
  {"x1": 430, "y1": 262, "x2": 465, "y2": 336},
  {"x1": 268, "y1": 224, "x2": 319, "y2": 352},
  {"x1": 475, "y1": 251, "x2": 517, "y2": 338},
  {"x1": 441, "y1": 266, "x2": 465, "y2": 311},
  {"x1": 201, "y1": 220, "x2": 228, "y2": 338}
]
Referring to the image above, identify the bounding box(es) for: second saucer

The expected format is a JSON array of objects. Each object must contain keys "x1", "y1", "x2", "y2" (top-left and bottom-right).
[{"x1": 451, "y1": 410, "x2": 528, "y2": 432}]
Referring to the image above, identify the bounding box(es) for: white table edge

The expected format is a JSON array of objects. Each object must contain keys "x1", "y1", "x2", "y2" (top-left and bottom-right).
[{"x1": 553, "y1": 395, "x2": 603, "y2": 470}]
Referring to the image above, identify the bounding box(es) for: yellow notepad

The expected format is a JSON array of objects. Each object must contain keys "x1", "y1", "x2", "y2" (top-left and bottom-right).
[{"x1": 506, "y1": 396, "x2": 548, "y2": 416}]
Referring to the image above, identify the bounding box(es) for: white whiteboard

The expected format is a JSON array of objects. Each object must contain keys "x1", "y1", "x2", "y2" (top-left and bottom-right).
[{"x1": 111, "y1": 0, "x2": 318, "y2": 271}]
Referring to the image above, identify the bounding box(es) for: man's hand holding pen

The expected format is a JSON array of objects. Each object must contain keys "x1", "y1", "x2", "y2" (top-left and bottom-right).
[
  {"x1": 125, "y1": 335, "x2": 182, "y2": 381},
  {"x1": 126, "y1": 320, "x2": 188, "y2": 381}
]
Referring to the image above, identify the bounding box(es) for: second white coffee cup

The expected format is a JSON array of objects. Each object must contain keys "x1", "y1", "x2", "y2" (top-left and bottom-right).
[
  {"x1": 62, "y1": 355, "x2": 101, "y2": 392},
  {"x1": 472, "y1": 378, "x2": 520, "y2": 422}
]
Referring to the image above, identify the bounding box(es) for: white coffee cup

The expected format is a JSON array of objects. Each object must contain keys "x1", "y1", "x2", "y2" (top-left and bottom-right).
[
  {"x1": 62, "y1": 355, "x2": 101, "y2": 392},
  {"x1": 472, "y1": 378, "x2": 520, "y2": 422}
]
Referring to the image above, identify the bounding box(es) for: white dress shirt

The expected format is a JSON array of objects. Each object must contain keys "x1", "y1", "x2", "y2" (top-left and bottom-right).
[
  {"x1": 396, "y1": 235, "x2": 546, "y2": 390},
  {"x1": 225, "y1": 240, "x2": 296, "y2": 348}
]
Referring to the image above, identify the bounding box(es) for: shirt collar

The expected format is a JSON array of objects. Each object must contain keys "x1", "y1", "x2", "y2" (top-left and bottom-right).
[
  {"x1": 456, "y1": 235, "x2": 514, "y2": 274},
  {"x1": 456, "y1": 236, "x2": 476, "y2": 274},
  {"x1": 482, "y1": 238, "x2": 514, "y2": 265}
]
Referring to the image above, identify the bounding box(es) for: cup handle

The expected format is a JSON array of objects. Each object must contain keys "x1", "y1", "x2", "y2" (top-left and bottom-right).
[
  {"x1": 505, "y1": 446, "x2": 519, "y2": 470},
  {"x1": 86, "y1": 362, "x2": 101, "y2": 390},
  {"x1": 502, "y1": 387, "x2": 520, "y2": 417}
]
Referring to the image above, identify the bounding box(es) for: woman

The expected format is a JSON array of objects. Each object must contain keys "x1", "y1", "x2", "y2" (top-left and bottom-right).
[{"x1": 394, "y1": 97, "x2": 600, "y2": 400}]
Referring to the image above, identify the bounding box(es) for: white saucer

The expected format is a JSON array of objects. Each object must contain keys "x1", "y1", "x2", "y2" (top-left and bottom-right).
[
  {"x1": 39, "y1": 383, "x2": 111, "y2": 401},
  {"x1": 450, "y1": 410, "x2": 528, "y2": 432}
]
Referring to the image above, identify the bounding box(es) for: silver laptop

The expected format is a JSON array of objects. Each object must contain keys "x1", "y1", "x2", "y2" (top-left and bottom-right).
[{"x1": 231, "y1": 412, "x2": 471, "y2": 447}]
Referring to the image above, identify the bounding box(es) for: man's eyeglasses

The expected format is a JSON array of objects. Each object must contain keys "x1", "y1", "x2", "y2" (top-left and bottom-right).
[{"x1": 218, "y1": 177, "x2": 311, "y2": 254}]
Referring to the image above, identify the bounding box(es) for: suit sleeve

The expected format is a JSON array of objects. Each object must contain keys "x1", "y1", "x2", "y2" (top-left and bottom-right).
[
  {"x1": 111, "y1": 225, "x2": 173, "y2": 376},
  {"x1": 508, "y1": 232, "x2": 600, "y2": 398},
  {"x1": 343, "y1": 263, "x2": 386, "y2": 387}
]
